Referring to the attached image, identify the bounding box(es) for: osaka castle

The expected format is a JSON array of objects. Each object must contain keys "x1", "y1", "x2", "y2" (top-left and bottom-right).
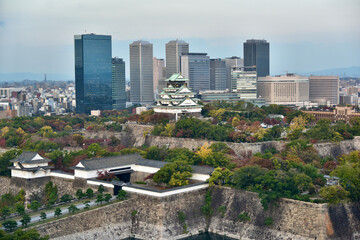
[{"x1": 154, "y1": 73, "x2": 202, "y2": 116}]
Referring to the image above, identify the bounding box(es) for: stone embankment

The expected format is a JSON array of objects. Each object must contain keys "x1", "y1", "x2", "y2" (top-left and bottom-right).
[
  {"x1": 31, "y1": 187, "x2": 360, "y2": 240},
  {"x1": 84, "y1": 123, "x2": 360, "y2": 158}
]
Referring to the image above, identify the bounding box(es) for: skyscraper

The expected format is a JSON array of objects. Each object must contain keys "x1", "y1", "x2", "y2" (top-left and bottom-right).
[
  {"x1": 309, "y1": 76, "x2": 339, "y2": 105},
  {"x1": 112, "y1": 57, "x2": 126, "y2": 110},
  {"x1": 166, "y1": 40, "x2": 189, "y2": 78},
  {"x1": 231, "y1": 67, "x2": 257, "y2": 99},
  {"x1": 225, "y1": 56, "x2": 244, "y2": 91},
  {"x1": 210, "y1": 59, "x2": 227, "y2": 90},
  {"x1": 243, "y1": 39, "x2": 269, "y2": 77},
  {"x1": 130, "y1": 40, "x2": 154, "y2": 104},
  {"x1": 181, "y1": 53, "x2": 210, "y2": 92},
  {"x1": 153, "y1": 57, "x2": 166, "y2": 98},
  {"x1": 74, "y1": 34, "x2": 112, "y2": 114}
]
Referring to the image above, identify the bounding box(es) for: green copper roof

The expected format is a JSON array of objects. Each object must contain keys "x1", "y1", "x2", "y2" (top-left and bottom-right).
[{"x1": 165, "y1": 73, "x2": 189, "y2": 82}]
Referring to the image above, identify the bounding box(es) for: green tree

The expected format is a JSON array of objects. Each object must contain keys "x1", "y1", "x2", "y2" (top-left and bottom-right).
[
  {"x1": 208, "y1": 167, "x2": 232, "y2": 186},
  {"x1": 68, "y1": 205, "x2": 79, "y2": 214},
  {"x1": 20, "y1": 213, "x2": 31, "y2": 227},
  {"x1": 84, "y1": 201, "x2": 90, "y2": 210},
  {"x1": 44, "y1": 181, "x2": 58, "y2": 205},
  {"x1": 153, "y1": 161, "x2": 193, "y2": 186},
  {"x1": 40, "y1": 212, "x2": 47, "y2": 221},
  {"x1": 294, "y1": 173, "x2": 313, "y2": 192},
  {"x1": 96, "y1": 194, "x2": 104, "y2": 205},
  {"x1": 28, "y1": 200, "x2": 41, "y2": 212},
  {"x1": 145, "y1": 146, "x2": 168, "y2": 161},
  {"x1": 104, "y1": 193, "x2": 112, "y2": 203},
  {"x1": 116, "y1": 190, "x2": 127, "y2": 201},
  {"x1": 97, "y1": 184, "x2": 105, "y2": 194},
  {"x1": 60, "y1": 194, "x2": 72, "y2": 203},
  {"x1": 54, "y1": 208, "x2": 62, "y2": 217},
  {"x1": 169, "y1": 171, "x2": 192, "y2": 187},
  {"x1": 331, "y1": 162, "x2": 360, "y2": 202},
  {"x1": 75, "y1": 189, "x2": 84, "y2": 200},
  {"x1": 85, "y1": 188, "x2": 94, "y2": 198},
  {"x1": 15, "y1": 203, "x2": 25, "y2": 215},
  {"x1": 320, "y1": 185, "x2": 349, "y2": 204},
  {"x1": 2, "y1": 219, "x2": 17, "y2": 232},
  {"x1": 0, "y1": 149, "x2": 22, "y2": 176},
  {"x1": 1, "y1": 206, "x2": 11, "y2": 220},
  {"x1": 2, "y1": 229, "x2": 49, "y2": 239}
]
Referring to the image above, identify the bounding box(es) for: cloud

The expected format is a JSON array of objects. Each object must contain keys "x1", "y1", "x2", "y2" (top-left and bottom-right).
[{"x1": 0, "y1": 21, "x2": 4, "y2": 27}]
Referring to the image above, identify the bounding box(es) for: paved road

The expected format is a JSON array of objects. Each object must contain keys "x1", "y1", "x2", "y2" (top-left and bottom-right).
[{"x1": 14, "y1": 196, "x2": 116, "y2": 226}]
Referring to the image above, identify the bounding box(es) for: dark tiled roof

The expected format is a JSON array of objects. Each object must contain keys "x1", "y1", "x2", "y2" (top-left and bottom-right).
[
  {"x1": 73, "y1": 153, "x2": 214, "y2": 175},
  {"x1": 10, "y1": 151, "x2": 51, "y2": 164},
  {"x1": 74, "y1": 154, "x2": 143, "y2": 170}
]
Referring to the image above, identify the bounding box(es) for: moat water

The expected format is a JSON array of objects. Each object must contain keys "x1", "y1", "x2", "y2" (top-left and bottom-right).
[{"x1": 123, "y1": 233, "x2": 236, "y2": 240}]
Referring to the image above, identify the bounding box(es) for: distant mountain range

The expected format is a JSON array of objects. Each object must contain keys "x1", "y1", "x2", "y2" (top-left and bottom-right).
[
  {"x1": 0, "y1": 72, "x2": 73, "y2": 82},
  {"x1": 300, "y1": 66, "x2": 360, "y2": 78}
]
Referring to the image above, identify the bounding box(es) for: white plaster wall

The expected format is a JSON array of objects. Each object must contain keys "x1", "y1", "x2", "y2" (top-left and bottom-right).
[
  {"x1": 11, "y1": 169, "x2": 51, "y2": 179},
  {"x1": 122, "y1": 183, "x2": 208, "y2": 197}
]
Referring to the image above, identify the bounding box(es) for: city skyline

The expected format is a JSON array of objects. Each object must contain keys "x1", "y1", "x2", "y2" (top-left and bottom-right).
[{"x1": 0, "y1": 0, "x2": 359, "y2": 80}]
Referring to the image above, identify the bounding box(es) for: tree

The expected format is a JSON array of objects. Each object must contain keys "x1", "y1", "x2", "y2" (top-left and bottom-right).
[
  {"x1": 320, "y1": 185, "x2": 349, "y2": 204},
  {"x1": 75, "y1": 189, "x2": 84, "y2": 200},
  {"x1": 84, "y1": 201, "x2": 90, "y2": 210},
  {"x1": 44, "y1": 181, "x2": 58, "y2": 205},
  {"x1": 104, "y1": 193, "x2": 112, "y2": 203},
  {"x1": 209, "y1": 108, "x2": 226, "y2": 121},
  {"x1": 0, "y1": 149, "x2": 22, "y2": 176},
  {"x1": 331, "y1": 162, "x2": 360, "y2": 202},
  {"x1": 3, "y1": 229, "x2": 49, "y2": 239},
  {"x1": 2, "y1": 219, "x2": 17, "y2": 232},
  {"x1": 97, "y1": 184, "x2": 105, "y2": 194},
  {"x1": 68, "y1": 205, "x2": 79, "y2": 214},
  {"x1": 85, "y1": 188, "x2": 94, "y2": 198},
  {"x1": 40, "y1": 212, "x2": 47, "y2": 221},
  {"x1": 208, "y1": 167, "x2": 232, "y2": 186},
  {"x1": 96, "y1": 194, "x2": 104, "y2": 205},
  {"x1": 294, "y1": 173, "x2": 312, "y2": 192},
  {"x1": 1, "y1": 206, "x2": 11, "y2": 220},
  {"x1": 54, "y1": 208, "x2": 62, "y2": 217},
  {"x1": 16, "y1": 203, "x2": 25, "y2": 215},
  {"x1": 116, "y1": 190, "x2": 127, "y2": 201},
  {"x1": 20, "y1": 213, "x2": 31, "y2": 227},
  {"x1": 153, "y1": 160, "x2": 193, "y2": 186},
  {"x1": 169, "y1": 171, "x2": 192, "y2": 187},
  {"x1": 29, "y1": 200, "x2": 41, "y2": 212},
  {"x1": 60, "y1": 194, "x2": 72, "y2": 203}
]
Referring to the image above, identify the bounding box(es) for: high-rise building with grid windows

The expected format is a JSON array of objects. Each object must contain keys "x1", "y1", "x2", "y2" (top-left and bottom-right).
[
  {"x1": 112, "y1": 57, "x2": 126, "y2": 110},
  {"x1": 130, "y1": 40, "x2": 154, "y2": 104},
  {"x1": 244, "y1": 39, "x2": 269, "y2": 77},
  {"x1": 74, "y1": 34, "x2": 112, "y2": 114},
  {"x1": 166, "y1": 40, "x2": 189, "y2": 78}
]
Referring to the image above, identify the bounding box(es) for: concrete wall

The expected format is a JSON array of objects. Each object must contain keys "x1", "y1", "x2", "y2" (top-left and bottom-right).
[{"x1": 31, "y1": 187, "x2": 360, "y2": 240}]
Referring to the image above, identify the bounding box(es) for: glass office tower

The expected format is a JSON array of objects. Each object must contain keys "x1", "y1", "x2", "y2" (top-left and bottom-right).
[
  {"x1": 243, "y1": 39, "x2": 269, "y2": 78},
  {"x1": 112, "y1": 57, "x2": 126, "y2": 110},
  {"x1": 74, "y1": 34, "x2": 112, "y2": 114},
  {"x1": 181, "y1": 53, "x2": 210, "y2": 93}
]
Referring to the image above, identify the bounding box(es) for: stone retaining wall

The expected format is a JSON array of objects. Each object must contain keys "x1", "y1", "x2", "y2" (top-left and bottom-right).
[{"x1": 30, "y1": 187, "x2": 360, "y2": 240}]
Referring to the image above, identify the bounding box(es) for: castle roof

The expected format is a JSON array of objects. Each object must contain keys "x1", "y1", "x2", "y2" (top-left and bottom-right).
[
  {"x1": 10, "y1": 151, "x2": 51, "y2": 164},
  {"x1": 72, "y1": 153, "x2": 213, "y2": 174}
]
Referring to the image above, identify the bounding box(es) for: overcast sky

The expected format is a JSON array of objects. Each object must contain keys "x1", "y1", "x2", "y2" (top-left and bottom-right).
[{"x1": 0, "y1": 0, "x2": 359, "y2": 80}]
